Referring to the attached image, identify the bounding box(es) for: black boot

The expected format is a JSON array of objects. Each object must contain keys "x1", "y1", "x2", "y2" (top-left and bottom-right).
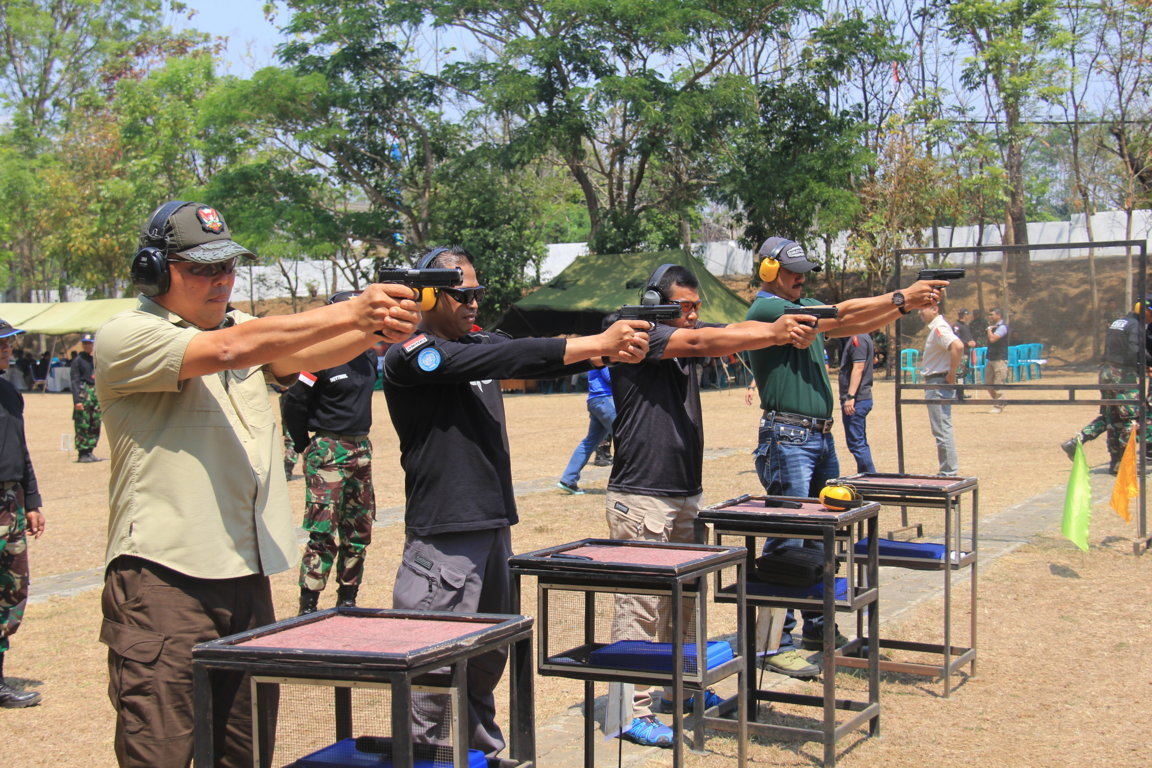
[
  {"x1": 1060, "y1": 437, "x2": 1080, "y2": 461},
  {"x1": 593, "y1": 442, "x2": 613, "y2": 467},
  {"x1": 298, "y1": 588, "x2": 320, "y2": 616},
  {"x1": 336, "y1": 584, "x2": 359, "y2": 608},
  {"x1": 0, "y1": 654, "x2": 41, "y2": 708}
]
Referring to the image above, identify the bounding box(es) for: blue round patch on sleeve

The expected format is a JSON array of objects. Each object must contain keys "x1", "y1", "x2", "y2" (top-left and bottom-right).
[{"x1": 417, "y1": 347, "x2": 442, "y2": 372}]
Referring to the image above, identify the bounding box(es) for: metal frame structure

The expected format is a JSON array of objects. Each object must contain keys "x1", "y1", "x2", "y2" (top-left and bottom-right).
[
  {"x1": 698, "y1": 495, "x2": 882, "y2": 768},
  {"x1": 508, "y1": 539, "x2": 748, "y2": 768},
  {"x1": 190, "y1": 608, "x2": 537, "y2": 768},
  {"x1": 894, "y1": 240, "x2": 1150, "y2": 554}
]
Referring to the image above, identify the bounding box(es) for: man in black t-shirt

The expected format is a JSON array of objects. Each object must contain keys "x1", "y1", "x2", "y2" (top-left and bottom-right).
[
  {"x1": 605, "y1": 264, "x2": 816, "y2": 747},
  {"x1": 381, "y1": 246, "x2": 649, "y2": 758},
  {"x1": 838, "y1": 333, "x2": 876, "y2": 473}
]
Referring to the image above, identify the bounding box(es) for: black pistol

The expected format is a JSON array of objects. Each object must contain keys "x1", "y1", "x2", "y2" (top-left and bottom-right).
[
  {"x1": 917, "y1": 267, "x2": 965, "y2": 281},
  {"x1": 782, "y1": 305, "x2": 838, "y2": 327},
  {"x1": 377, "y1": 267, "x2": 464, "y2": 289},
  {"x1": 618, "y1": 304, "x2": 682, "y2": 324}
]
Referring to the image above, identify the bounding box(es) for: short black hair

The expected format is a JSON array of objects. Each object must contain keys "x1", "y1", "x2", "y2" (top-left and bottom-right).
[{"x1": 655, "y1": 265, "x2": 698, "y2": 300}]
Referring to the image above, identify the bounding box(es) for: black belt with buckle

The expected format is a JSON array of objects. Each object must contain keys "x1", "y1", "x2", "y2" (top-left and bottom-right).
[{"x1": 763, "y1": 410, "x2": 834, "y2": 433}]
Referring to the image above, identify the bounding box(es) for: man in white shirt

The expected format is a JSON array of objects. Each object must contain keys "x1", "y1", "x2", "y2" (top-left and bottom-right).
[{"x1": 919, "y1": 303, "x2": 964, "y2": 476}]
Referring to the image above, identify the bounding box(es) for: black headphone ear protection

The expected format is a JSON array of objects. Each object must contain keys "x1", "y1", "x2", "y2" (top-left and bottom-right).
[
  {"x1": 412, "y1": 246, "x2": 452, "y2": 311},
  {"x1": 131, "y1": 200, "x2": 190, "y2": 297},
  {"x1": 758, "y1": 239, "x2": 795, "y2": 283},
  {"x1": 642, "y1": 263, "x2": 676, "y2": 306}
]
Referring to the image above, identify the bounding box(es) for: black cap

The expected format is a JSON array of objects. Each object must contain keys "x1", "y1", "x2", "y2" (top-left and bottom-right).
[{"x1": 758, "y1": 237, "x2": 821, "y2": 273}]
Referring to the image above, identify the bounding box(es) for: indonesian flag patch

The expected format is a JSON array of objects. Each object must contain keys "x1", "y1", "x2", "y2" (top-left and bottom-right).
[
  {"x1": 196, "y1": 206, "x2": 225, "y2": 233},
  {"x1": 297, "y1": 371, "x2": 318, "y2": 387}
]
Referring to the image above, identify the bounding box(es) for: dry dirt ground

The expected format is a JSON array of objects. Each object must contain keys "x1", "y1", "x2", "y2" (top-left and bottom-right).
[{"x1": 4, "y1": 372, "x2": 1151, "y2": 767}]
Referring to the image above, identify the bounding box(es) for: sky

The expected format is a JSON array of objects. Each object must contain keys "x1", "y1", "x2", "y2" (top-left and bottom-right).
[{"x1": 168, "y1": 0, "x2": 289, "y2": 76}]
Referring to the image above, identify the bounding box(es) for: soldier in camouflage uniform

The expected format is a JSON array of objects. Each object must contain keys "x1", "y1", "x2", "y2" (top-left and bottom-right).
[
  {"x1": 1063, "y1": 301, "x2": 1152, "y2": 473},
  {"x1": 71, "y1": 334, "x2": 102, "y2": 462},
  {"x1": 0, "y1": 318, "x2": 45, "y2": 708},
  {"x1": 283, "y1": 294, "x2": 379, "y2": 614}
]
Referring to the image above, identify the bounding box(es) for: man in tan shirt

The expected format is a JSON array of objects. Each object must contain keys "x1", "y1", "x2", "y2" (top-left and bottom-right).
[{"x1": 95, "y1": 200, "x2": 419, "y2": 768}]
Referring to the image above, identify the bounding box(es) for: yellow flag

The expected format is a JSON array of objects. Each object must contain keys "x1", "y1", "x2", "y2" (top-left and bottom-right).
[
  {"x1": 1062, "y1": 441, "x2": 1092, "y2": 552},
  {"x1": 1109, "y1": 430, "x2": 1139, "y2": 523}
]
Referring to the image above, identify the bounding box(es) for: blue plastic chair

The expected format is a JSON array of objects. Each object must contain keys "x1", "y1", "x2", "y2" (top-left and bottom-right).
[
  {"x1": 1022, "y1": 342, "x2": 1044, "y2": 379},
  {"x1": 1007, "y1": 345, "x2": 1028, "y2": 381},
  {"x1": 900, "y1": 348, "x2": 921, "y2": 383},
  {"x1": 970, "y1": 347, "x2": 987, "y2": 384}
]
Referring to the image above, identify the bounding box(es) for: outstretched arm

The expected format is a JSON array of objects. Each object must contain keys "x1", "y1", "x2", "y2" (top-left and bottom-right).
[
  {"x1": 661, "y1": 316, "x2": 817, "y2": 359},
  {"x1": 823, "y1": 280, "x2": 950, "y2": 338},
  {"x1": 180, "y1": 284, "x2": 420, "y2": 381}
]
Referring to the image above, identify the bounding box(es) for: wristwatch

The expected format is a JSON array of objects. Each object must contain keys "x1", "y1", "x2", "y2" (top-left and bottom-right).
[
  {"x1": 845, "y1": 394, "x2": 856, "y2": 400},
  {"x1": 892, "y1": 291, "x2": 909, "y2": 314}
]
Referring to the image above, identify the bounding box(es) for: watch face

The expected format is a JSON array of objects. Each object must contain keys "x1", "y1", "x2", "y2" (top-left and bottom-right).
[{"x1": 892, "y1": 291, "x2": 905, "y2": 307}]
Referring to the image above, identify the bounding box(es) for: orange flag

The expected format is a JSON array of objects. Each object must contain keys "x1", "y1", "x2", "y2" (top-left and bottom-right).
[{"x1": 1109, "y1": 430, "x2": 1139, "y2": 523}]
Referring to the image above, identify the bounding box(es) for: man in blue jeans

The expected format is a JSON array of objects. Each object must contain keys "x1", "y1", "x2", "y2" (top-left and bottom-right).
[
  {"x1": 558, "y1": 367, "x2": 615, "y2": 494},
  {"x1": 839, "y1": 333, "x2": 877, "y2": 474},
  {"x1": 747, "y1": 237, "x2": 944, "y2": 676}
]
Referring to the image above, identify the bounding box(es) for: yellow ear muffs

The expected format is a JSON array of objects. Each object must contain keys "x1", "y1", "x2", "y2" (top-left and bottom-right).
[
  {"x1": 819, "y1": 483, "x2": 864, "y2": 511},
  {"x1": 758, "y1": 239, "x2": 794, "y2": 283},
  {"x1": 417, "y1": 288, "x2": 438, "y2": 311}
]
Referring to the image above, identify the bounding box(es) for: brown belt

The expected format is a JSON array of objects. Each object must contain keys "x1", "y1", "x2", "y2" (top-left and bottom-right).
[{"x1": 763, "y1": 411, "x2": 835, "y2": 434}]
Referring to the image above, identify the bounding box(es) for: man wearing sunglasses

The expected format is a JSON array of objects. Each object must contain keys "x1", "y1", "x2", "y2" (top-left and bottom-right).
[
  {"x1": 381, "y1": 245, "x2": 651, "y2": 759},
  {"x1": 94, "y1": 200, "x2": 420, "y2": 768},
  {"x1": 603, "y1": 262, "x2": 819, "y2": 747}
]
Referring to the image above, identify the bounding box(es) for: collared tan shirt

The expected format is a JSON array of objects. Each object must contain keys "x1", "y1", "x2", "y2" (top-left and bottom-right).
[{"x1": 95, "y1": 297, "x2": 296, "y2": 579}]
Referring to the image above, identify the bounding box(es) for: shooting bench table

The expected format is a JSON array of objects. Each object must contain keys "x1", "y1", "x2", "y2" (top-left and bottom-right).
[
  {"x1": 190, "y1": 608, "x2": 536, "y2": 768},
  {"x1": 837, "y1": 472, "x2": 979, "y2": 697},
  {"x1": 508, "y1": 539, "x2": 748, "y2": 768},
  {"x1": 697, "y1": 495, "x2": 881, "y2": 768}
]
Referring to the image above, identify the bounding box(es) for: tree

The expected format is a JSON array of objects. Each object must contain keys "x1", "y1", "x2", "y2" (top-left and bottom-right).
[
  {"x1": 407, "y1": 0, "x2": 810, "y2": 252},
  {"x1": 713, "y1": 80, "x2": 868, "y2": 287},
  {"x1": 944, "y1": 0, "x2": 1070, "y2": 296}
]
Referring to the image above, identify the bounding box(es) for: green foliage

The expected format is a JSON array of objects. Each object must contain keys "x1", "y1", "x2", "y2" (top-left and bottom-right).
[
  {"x1": 426, "y1": 148, "x2": 547, "y2": 324},
  {"x1": 714, "y1": 81, "x2": 869, "y2": 254}
]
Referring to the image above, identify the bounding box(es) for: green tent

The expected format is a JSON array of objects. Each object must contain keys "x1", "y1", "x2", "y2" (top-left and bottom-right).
[
  {"x1": 0, "y1": 303, "x2": 54, "y2": 328},
  {"x1": 19, "y1": 299, "x2": 138, "y2": 335},
  {"x1": 493, "y1": 250, "x2": 751, "y2": 337}
]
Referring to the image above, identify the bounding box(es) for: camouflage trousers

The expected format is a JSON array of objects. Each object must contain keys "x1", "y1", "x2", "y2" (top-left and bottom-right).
[
  {"x1": 73, "y1": 384, "x2": 101, "y2": 454},
  {"x1": 1079, "y1": 365, "x2": 1140, "y2": 460},
  {"x1": 298, "y1": 436, "x2": 375, "y2": 592},
  {"x1": 0, "y1": 483, "x2": 28, "y2": 654}
]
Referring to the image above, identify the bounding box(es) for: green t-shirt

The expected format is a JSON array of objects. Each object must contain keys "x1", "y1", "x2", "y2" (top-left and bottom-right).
[{"x1": 746, "y1": 295, "x2": 833, "y2": 419}]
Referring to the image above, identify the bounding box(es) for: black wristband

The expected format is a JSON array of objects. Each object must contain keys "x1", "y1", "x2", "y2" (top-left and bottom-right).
[{"x1": 845, "y1": 394, "x2": 856, "y2": 399}]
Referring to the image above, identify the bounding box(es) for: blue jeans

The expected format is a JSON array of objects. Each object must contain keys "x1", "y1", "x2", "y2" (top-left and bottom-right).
[
  {"x1": 753, "y1": 415, "x2": 841, "y2": 651},
  {"x1": 925, "y1": 377, "x2": 958, "y2": 476},
  {"x1": 841, "y1": 398, "x2": 876, "y2": 474},
  {"x1": 560, "y1": 396, "x2": 616, "y2": 487}
]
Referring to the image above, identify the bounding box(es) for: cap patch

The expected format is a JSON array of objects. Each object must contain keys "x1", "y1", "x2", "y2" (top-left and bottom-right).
[{"x1": 196, "y1": 206, "x2": 225, "y2": 234}]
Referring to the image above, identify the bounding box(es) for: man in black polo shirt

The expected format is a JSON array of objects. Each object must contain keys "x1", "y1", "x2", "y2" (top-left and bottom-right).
[
  {"x1": 605, "y1": 263, "x2": 818, "y2": 747},
  {"x1": 382, "y1": 245, "x2": 649, "y2": 758}
]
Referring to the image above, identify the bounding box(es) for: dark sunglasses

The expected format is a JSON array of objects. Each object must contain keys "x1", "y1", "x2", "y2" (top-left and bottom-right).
[
  {"x1": 676, "y1": 300, "x2": 702, "y2": 314},
  {"x1": 440, "y1": 285, "x2": 486, "y2": 305},
  {"x1": 170, "y1": 257, "x2": 238, "y2": 278}
]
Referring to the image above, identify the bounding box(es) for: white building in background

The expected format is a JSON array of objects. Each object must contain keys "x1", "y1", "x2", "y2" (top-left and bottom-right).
[{"x1": 221, "y1": 209, "x2": 1152, "y2": 304}]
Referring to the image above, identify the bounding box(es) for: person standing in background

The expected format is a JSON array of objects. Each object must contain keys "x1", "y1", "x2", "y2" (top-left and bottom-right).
[
  {"x1": 984, "y1": 307, "x2": 1009, "y2": 413},
  {"x1": 0, "y1": 319, "x2": 45, "y2": 709},
  {"x1": 558, "y1": 365, "x2": 616, "y2": 494},
  {"x1": 838, "y1": 333, "x2": 877, "y2": 474},
  {"x1": 283, "y1": 293, "x2": 379, "y2": 615},
  {"x1": 71, "y1": 334, "x2": 102, "y2": 462},
  {"x1": 919, "y1": 304, "x2": 964, "y2": 476}
]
